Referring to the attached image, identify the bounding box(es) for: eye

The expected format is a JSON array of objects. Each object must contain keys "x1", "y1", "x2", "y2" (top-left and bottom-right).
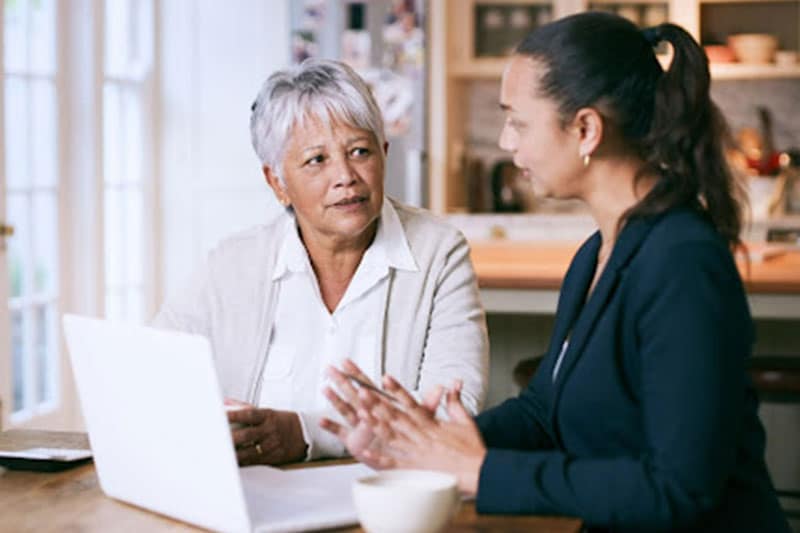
[
  {"x1": 350, "y1": 146, "x2": 371, "y2": 158},
  {"x1": 304, "y1": 154, "x2": 325, "y2": 166}
]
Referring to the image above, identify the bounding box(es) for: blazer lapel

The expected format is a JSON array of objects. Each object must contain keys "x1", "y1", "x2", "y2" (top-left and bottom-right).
[
  {"x1": 549, "y1": 216, "x2": 659, "y2": 425},
  {"x1": 543, "y1": 233, "x2": 601, "y2": 379}
]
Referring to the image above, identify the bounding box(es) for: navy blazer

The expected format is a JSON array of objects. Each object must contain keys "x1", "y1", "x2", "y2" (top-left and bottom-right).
[{"x1": 475, "y1": 209, "x2": 789, "y2": 532}]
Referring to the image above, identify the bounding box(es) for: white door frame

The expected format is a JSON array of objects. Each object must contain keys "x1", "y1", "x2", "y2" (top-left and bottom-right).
[{"x1": 0, "y1": 1, "x2": 10, "y2": 429}]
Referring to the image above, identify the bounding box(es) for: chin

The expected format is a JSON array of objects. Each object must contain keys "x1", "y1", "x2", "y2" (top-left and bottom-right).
[
  {"x1": 530, "y1": 182, "x2": 552, "y2": 199},
  {"x1": 339, "y1": 214, "x2": 379, "y2": 238}
]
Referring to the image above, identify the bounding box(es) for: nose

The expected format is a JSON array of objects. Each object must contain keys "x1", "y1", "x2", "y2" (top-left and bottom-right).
[
  {"x1": 498, "y1": 122, "x2": 516, "y2": 153},
  {"x1": 333, "y1": 157, "x2": 358, "y2": 188}
]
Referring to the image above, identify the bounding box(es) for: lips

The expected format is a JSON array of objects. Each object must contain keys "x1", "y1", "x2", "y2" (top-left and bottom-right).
[{"x1": 332, "y1": 195, "x2": 367, "y2": 207}]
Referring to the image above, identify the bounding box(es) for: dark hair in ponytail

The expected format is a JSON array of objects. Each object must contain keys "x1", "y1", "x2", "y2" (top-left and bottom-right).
[{"x1": 515, "y1": 12, "x2": 746, "y2": 250}]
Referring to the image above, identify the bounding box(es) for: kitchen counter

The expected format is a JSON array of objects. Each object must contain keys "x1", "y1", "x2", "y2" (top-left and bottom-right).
[{"x1": 469, "y1": 241, "x2": 800, "y2": 319}]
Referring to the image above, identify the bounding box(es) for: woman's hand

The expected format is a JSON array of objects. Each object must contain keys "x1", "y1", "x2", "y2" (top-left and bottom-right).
[
  {"x1": 319, "y1": 359, "x2": 442, "y2": 469},
  {"x1": 226, "y1": 400, "x2": 308, "y2": 465},
  {"x1": 359, "y1": 376, "x2": 487, "y2": 496}
]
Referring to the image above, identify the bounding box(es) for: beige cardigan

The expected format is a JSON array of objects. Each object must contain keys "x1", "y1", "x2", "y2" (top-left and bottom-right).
[{"x1": 153, "y1": 198, "x2": 489, "y2": 456}]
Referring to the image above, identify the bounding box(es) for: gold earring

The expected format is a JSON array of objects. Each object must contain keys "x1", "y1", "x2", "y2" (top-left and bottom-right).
[{"x1": 582, "y1": 153, "x2": 591, "y2": 167}]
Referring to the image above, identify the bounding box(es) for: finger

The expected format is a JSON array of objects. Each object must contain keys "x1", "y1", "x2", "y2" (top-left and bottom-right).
[
  {"x1": 446, "y1": 395, "x2": 473, "y2": 424},
  {"x1": 359, "y1": 388, "x2": 410, "y2": 427},
  {"x1": 367, "y1": 413, "x2": 398, "y2": 444},
  {"x1": 323, "y1": 386, "x2": 359, "y2": 426},
  {"x1": 233, "y1": 419, "x2": 277, "y2": 446},
  {"x1": 326, "y1": 365, "x2": 363, "y2": 404},
  {"x1": 258, "y1": 433, "x2": 285, "y2": 464},
  {"x1": 319, "y1": 417, "x2": 349, "y2": 441},
  {"x1": 224, "y1": 398, "x2": 251, "y2": 408},
  {"x1": 237, "y1": 442, "x2": 263, "y2": 466},
  {"x1": 365, "y1": 397, "x2": 423, "y2": 443},
  {"x1": 228, "y1": 406, "x2": 266, "y2": 425},
  {"x1": 341, "y1": 359, "x2": 375, "y2": 386},
  {"x1": 381, "y1": 375, "x2": 419, "y2": 409},
  {"x1": 421, "y1": 385, "x2": 444, "y2": 413},
  {"x1": 236, "y1": 433, "x2": 280, "y2": 466},
  {"x1": 389, "y1": 408, "x2": 431, "y2": 445},
  {"x1": 380, "y1": 377, "x2": 436, "y2": 427},
  {"x1": 360, "y1": 448, "x2": 397, "y2": 470}
]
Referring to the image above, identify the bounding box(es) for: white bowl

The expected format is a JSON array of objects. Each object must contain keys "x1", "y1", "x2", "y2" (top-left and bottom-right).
[
  {"x1": 727, "y1": 33, "x2": 778, "y2": 64},
  {"x1": 352, "y1": 470, "x2": 460, "y2": 533}
]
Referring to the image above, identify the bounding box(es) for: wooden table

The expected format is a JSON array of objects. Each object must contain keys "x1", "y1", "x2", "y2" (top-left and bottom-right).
[
  {"x1": 470, "y1": 242, "x2": 800, "y2": 319},
  {"x1": 0, "y1": 430, "x2": 582, "y2": 533}
]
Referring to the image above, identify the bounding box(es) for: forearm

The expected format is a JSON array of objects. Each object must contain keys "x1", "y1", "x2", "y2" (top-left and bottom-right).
[
  {"x1": 476, "y1": 391, "x2": 555, "y2": 450},
  {"x1": 477, "y1": 449, "x2": 716, "y2": 531}
]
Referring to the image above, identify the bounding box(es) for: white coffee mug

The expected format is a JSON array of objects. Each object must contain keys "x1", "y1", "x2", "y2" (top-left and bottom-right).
[{"x1": 353, "y1": 469, "x2": 460, "y2": 533}]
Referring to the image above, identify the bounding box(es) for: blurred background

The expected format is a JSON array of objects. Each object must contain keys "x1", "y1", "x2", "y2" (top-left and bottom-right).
[{"x1": 0, "y1": 5, "x2": 798, "y2": 523}]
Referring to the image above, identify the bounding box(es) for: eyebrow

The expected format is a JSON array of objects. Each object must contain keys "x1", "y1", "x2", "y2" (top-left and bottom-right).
[
  {"x1": 299, "y1": 135, "x2": 372, "y2": 156},
  {"x1": 300, "y1": 144, "x2": 325, "y2": 155}
]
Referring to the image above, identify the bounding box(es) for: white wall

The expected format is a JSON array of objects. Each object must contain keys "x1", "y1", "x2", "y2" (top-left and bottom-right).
[{"x1": 158, "y1": 0, "x2": 290, "y2": 302}]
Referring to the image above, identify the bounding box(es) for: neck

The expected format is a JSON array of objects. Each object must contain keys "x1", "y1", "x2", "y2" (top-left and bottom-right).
[
  {"x1": 298, "y1": 221, "x2": 378, "y2": 283},
  {"x1": 581, "y1": 156, "x2": 657, "y2": 257}
]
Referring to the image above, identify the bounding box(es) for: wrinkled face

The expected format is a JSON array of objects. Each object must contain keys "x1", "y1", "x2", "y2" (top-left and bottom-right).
[
  {"x1": 274, "y1": 116, "x2": 385, "y2": 244},
  {"x1": 498, "y1": 56, "x2": 584, "y2": 199}
]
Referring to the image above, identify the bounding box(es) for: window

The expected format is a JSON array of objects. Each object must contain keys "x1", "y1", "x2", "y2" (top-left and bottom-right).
[
  {"x1": 4, "y1": 0, "x2": 60, "y2": 419},
  {"x1": 2, "y1": 0, "x2": 155, "y2": 428},
  {"x1": 102, "y1": 0, "x2": 154, "y2": 323}
]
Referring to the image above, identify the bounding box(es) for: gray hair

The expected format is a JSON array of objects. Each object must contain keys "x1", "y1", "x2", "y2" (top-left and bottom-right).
[{"x1": 249, "y1": 58, "x2": 386, "y2": 181}]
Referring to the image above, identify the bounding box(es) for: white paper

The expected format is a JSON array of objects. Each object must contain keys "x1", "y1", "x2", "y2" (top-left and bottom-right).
[{"x1": 240, "y1": 463, "x2": 375, "y2": 532}]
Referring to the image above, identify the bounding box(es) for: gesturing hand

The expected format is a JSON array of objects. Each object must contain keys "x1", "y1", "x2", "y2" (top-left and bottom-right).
[
  {"x1": 226, "y1": 401, "x2": 307, "y2": 466},
  {"x1": 358, "y1": 376, "x2": 487, "y2": 495},
  {"x1": 319, "y1": 359, "x2": 443, "y2": 469}
]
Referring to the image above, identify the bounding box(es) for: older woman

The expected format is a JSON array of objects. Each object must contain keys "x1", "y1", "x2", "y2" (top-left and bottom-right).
[{"x1": 153, "y1": 59, "x2": 488, "y2": 465}]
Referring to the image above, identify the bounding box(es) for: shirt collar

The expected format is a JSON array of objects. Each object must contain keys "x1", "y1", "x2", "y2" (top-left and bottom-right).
[
  {"x1": 271, "y1": 196, "x2": 418, "y2": 282},
  {"x1": 272, "y1": 216, "x2": 311, "y2": 281},
  {"x1": 363, "y1": 198, "x2": 418, "y2": 273}
]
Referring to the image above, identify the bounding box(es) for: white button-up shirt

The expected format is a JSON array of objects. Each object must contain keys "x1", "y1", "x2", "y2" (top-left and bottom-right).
[{"x1": 258, "y1": 199, "x2": 417, "y2": 458}]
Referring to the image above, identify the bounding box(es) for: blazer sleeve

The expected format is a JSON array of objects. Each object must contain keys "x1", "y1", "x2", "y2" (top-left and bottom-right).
[
  {"x1": 416, "y1": 234, "x2": 489, "y2": 416},
  {"x1": 476, "y1": 364, "x2": 557, "y2": 450},
  {"x1": 476, "y1": 241, "x2": 753, "y2": 530}
]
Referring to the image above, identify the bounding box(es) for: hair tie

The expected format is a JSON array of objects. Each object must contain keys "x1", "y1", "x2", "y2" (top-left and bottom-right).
[{"x1": 642, "y1": 27, "x2": 661, "y2": 46}]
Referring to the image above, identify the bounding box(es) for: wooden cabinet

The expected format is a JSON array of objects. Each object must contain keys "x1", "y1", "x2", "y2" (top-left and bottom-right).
[{"x1": 427, "y1": 0, "x2": 800, "y2": 213}]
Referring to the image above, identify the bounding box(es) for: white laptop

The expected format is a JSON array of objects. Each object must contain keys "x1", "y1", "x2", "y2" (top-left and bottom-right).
[{"x1": 63, "y1": 314, "x2": 372, "y2": 533}]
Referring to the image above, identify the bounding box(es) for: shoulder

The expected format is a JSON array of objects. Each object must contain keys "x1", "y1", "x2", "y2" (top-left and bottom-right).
[
  {"x1": 389, "y1": 198, "x2": 466, "y2": 251},
  {"x1": 636, "y1": 208, "x2": 732, "y2": 267},
  {"x1": 630, "y1": 208, "x2": 740, "y2": 290},
  {"x1": 647, "y1": 208, "x2": 723, "y2": 248},
  {"x1": 205, "y1": 212, "x2": 289, "y2": 266}
]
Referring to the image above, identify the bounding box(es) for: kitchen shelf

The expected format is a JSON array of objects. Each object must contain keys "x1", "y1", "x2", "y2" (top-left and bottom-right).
[
  {"x1": 429, "y1": 0, "x2": 800, "y2": 214},
  {"x1": 700, "y1": 0, "x2": 798, "y2": 4},
  {"x1": 710, "y1": 63, "x2": 800, "y2": 79},
  {"x1": 589, "y1": 0, "x2": 670, "y2": 4},
  {"x1": 450, "y1": 58, "x2": 800, "y2": 80},
  {"x1": 450, "y1": 60, "x2": 507, "y2": 79}
]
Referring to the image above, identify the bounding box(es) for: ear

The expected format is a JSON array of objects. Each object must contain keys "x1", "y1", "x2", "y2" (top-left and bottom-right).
[
  {"x1": 572, "y1": 108, "x2": 603, "y2": 160},
  {"x1": 262, "y1": 166, "x2": 291, "y2": 207}
]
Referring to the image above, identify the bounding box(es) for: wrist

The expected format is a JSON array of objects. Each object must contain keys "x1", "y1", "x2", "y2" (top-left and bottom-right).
[
  {"x1": 279, "y1": 410, "x2": 309, "y2": 463},
  {"x1": 461, "y1": 448, "x2": 487, "y2": 496}
]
